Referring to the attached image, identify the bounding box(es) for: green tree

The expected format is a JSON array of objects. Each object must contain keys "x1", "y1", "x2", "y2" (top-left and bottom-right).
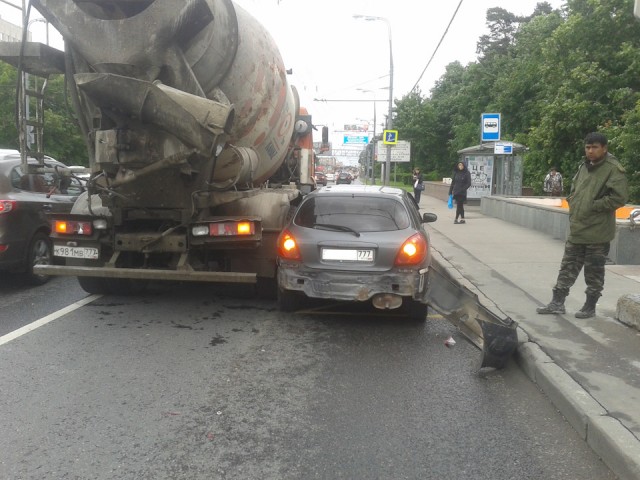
[
  {"x1": 0, "y1": 62, "x2": 19, "y2": 148},
  {"x1": 0, "y1": 62, "x2": 86, "y2": 164},
  {"x1": 392, "y1": 90, "x2": 438, "y2": 172},
  {"x1": 393, "y1": 0, "x2": 639, "y2": 202}
]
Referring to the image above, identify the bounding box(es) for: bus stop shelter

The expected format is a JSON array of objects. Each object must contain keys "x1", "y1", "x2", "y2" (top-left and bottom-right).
[{"x1": 457, "y1": 141, "x2": 527, "y2": 200}]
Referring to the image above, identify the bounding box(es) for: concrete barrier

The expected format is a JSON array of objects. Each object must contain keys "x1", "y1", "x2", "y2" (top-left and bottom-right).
[
  {"x1": 481, "y1": 196, "x2": 640, "y2": 265},
  {"x1": 424, "y1": 181, "x2": 481, "y2": 206},
  {"x1": 617, "y1": 294, "x2": 640, "y2": 330}
]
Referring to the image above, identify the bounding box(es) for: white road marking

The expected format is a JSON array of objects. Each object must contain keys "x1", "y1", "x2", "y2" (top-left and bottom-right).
[{"x1": 0, "y1": 294, "x2": 101, "y2": 346}]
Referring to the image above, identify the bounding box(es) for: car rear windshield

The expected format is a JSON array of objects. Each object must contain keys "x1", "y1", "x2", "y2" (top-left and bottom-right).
[{"x1": 294, "y1": 195, "x2": 410, "y2": 232}]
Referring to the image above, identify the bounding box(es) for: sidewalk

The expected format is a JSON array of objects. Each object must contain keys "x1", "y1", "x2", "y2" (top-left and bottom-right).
[{"x1": 419, "y1": 194, "x2": 640, "y2": 480}]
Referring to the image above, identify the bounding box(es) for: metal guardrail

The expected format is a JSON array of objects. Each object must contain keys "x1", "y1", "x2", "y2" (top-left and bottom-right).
[{"x1": 427, "y1": 249, "x2": 518, "y2": 370}]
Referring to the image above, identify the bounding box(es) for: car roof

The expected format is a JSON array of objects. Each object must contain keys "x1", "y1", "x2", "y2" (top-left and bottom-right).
[
  {"x1": 313, "y1": 184, "x2": 406, "y2": 198},
  {"x1": 0, "y1": 150, "x2": 61, "y2": 165},
  {"x1": 0, "y1": 149, "x2": 21, "y2": 159}
]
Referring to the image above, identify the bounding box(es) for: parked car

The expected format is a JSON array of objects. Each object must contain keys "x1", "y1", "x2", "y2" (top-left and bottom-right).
[
  {"x1": 276, "y1": 185, "x2": 437, "y2": 320},
  {"x1": 314, "y1": 171, "x2": 327, "y2": 186},
  {"x1": 0, "y1": 150, "x2": 84, "y2": 285},
  {"x1": 336, "y1": 172, "x2": 352, "y2": 184}
]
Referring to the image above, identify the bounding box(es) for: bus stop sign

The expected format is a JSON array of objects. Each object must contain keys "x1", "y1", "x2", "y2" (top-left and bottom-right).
[{"x1": 481, "y1": 113, "x2": 501, "y2": 141}]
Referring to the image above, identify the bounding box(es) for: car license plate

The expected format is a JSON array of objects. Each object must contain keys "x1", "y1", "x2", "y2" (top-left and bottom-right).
[
  {"x1": 53, "y1": 245, "x2": 99, "y2": 259},
  {"x1": 322, "y1": 248, "x2": 373, "y2": 262}
]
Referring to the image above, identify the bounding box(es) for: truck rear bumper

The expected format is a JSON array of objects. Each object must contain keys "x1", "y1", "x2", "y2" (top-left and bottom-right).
[{"x1": 33, "y1": 265, "x2": 256, "y2": 284}]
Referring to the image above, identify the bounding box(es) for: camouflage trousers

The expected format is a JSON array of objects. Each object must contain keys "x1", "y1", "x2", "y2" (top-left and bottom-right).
[{"x1": 553, "y1": 241, "x2": 610, "y2": 298}]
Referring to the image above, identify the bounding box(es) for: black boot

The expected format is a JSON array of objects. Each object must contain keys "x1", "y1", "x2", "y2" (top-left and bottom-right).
[
  {"x1": 575, "y1": 294, "x2": 599, "y2": 319},
  {"x1": 537, "y1": 289, "x2": 567, "y2": 314}
]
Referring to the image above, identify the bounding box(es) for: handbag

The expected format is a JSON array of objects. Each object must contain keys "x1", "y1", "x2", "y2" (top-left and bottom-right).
[
  {"x1": 447, "y1": 194, "x2": 453, "y2": 209},
  {"x1": 418, "y1": 182, "x2": 425, "y2": 191}
]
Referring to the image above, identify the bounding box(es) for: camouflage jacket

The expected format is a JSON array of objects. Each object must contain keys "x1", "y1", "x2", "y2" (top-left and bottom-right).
[{"x1": 566, "y1": 153, "x2": 628, "y2": 244}]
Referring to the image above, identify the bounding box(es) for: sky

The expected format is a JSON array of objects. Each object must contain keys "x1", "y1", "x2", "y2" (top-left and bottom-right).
[
  {"x1": 231, "y1": 0, "x2": 565, "y2": 152},
  {"x1": 1, "y1": 0, "x2": 565, "y2": 164}
]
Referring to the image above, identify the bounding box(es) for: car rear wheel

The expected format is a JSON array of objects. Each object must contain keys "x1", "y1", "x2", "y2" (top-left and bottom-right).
[
  {"x1": 24, "y1": 232, "x2": 52, "y2": 285},
  {"x1": 406, "y1": 299, "x2": 428, "y2": 322}
]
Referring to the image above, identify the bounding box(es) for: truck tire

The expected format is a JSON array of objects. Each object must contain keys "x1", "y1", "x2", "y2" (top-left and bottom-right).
[
  {"x1": 77, "y1": 277, "x2": 148, "y2": 295},
  {"x1": 23, "y1": 231, "x2": 52, "y2": 286},
  {"x1": 256, "y1": 276, "x2": 277, "y2": 300},
  {"x1": 78, "y1": 276, "x2": 109, "y2": 294},
  {"x1": 105, "y1": 278, "x2": 148, "y2": 295}
]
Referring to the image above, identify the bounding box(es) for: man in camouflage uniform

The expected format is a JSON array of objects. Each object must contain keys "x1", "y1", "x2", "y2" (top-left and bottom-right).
[{"x1": 537, "y1": 132, "x2": 629, "y2": 318}]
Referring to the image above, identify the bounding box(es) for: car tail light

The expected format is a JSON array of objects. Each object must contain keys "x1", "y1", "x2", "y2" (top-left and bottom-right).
[
  {"x1": 394, "y1": 233, "x2": 427, "y2": 266},
  {"x1": 277, "y1": 229, "x2": 301, "y2": 260},
  {"x1": 54, "y1": 220, "x2": 93, "y2": 236},
  {"x1": 0, "y1": 200, "x2": 17, "y2": 214},
  {"x1": 191, "y1": 221, "x2": 256, "y2": 237}
]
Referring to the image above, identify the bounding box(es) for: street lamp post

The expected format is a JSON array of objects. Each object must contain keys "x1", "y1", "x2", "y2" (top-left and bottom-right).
[
  {"x1": 353, "y1": 15, "x2": 393, "y2": 185},
  {"x1": 357, "y1": 88, "x2": 377, "y2": 185}
]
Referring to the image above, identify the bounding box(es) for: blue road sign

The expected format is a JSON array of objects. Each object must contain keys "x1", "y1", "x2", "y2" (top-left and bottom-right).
[
  {"x1": 481, "y1": 113, "x2": 501, "y2": 142},
  {"x1": 494, "y1": 142, "x2": 513, "y2": 154},
  {"x1": 343, "y1": 135, "x2": 369, "y2": 144},
  {"x1": 383, "y1": 130, "x2": 398, "y2": 145}
]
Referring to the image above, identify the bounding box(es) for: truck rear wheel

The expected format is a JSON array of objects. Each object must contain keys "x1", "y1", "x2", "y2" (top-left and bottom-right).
[
  {"x1": 77, "y1": 277, "x2": 148, "y2": 295},
  {"x1": 78, "y1": 276, "x2": 108, "y2": 294},
  {"x1": 256, "y1": 276, "x2": 277, "y2": 300}
]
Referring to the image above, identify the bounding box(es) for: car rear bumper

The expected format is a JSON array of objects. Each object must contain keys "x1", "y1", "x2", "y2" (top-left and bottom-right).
[{"x1": 278, "y1": 264, "x2": 429, "y2": 303}]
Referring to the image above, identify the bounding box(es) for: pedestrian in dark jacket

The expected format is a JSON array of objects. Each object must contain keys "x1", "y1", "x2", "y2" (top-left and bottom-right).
[
  {"x1": 537, "y1": 132, "x2": 628, "y2": 318},
  {"x1": 448, "y1": 161, "x2": 472, "y2": 224}
]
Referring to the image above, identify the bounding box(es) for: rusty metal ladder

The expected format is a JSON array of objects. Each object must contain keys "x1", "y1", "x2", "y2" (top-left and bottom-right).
[{"x1": 18, "y1": 69, "x2": 49, "y2": 169}]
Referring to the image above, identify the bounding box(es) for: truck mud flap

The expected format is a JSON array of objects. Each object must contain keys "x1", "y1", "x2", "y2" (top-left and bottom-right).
[{"x1": 426, "y1": 250, "x2": 518, "y2": 370}]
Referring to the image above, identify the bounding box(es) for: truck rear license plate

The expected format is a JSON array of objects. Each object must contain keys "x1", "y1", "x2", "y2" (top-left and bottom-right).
[{"x1": 54, "y1": 245, "x2": 99, "y2": 260}]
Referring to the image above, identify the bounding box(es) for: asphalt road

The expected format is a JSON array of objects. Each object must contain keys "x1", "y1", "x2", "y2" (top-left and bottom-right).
[{"x1": 0, "y1": 281, "x2": 615, "y2": 479}]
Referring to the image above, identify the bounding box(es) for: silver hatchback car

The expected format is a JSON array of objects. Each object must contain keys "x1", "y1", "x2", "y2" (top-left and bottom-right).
[{"x1": 276, "y1": 185, "x2": 437, "y2": 320}]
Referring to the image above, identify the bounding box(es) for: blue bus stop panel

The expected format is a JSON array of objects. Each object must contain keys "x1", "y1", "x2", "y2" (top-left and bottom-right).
[{"x1": 481, "y1": 113, "x2": 500, "y2": 141}]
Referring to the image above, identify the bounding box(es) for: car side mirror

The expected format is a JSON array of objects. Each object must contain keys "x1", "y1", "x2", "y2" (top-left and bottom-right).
[{"x1": 422, "y1": 212, "x2": 437, "y2": 223}]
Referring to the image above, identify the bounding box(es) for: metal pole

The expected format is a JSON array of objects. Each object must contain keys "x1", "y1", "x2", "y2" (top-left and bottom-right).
[
  {"x1": 358, "y1": 88, "x2": 377, "y2": 185},
  {"x1": 372, "y1": 100, "x2": 376, "y2": 184},
  {"x1": 385, "y1": 19, "x2": 394, "y2": 186},
  {"x1": 351, "y1": 15, "x2": 393, "y2": 184}
]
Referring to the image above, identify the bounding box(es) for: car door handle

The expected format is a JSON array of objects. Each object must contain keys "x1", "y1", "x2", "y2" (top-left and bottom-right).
[{"x1": 42, "y1": 204, "x2": 53, "y2": 211}]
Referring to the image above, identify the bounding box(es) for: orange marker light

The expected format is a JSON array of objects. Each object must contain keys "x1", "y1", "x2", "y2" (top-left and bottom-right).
[
  {"x1": 237, "y1": 222, "x2": 253, "y2": 235},
  {"x1": 55, "y1": 221, "x2": 68, "y2": 234}
]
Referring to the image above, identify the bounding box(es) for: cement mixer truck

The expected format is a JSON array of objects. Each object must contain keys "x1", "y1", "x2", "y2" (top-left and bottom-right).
[{"x1": 1, "y1": 0, "x2": 318, "y2": 295}]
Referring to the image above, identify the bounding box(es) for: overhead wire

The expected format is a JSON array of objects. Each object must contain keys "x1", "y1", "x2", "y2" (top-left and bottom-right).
[{"x1": 410, "y1": 0, "x2": 464, "y2": 94}]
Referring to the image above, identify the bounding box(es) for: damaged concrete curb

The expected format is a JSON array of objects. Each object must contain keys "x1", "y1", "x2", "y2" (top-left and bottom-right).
[{"x1": 515, "y1": 341, "x2": 640, "y2": 480}]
